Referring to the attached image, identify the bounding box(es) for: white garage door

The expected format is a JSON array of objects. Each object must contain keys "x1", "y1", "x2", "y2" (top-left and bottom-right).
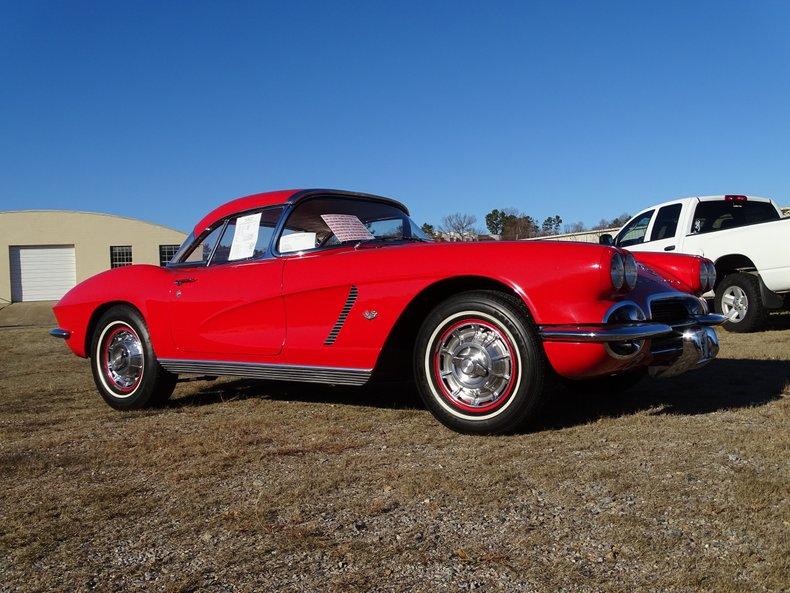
[{"x1": 9, "y1": 245, "x2": 77, "y2": 302}]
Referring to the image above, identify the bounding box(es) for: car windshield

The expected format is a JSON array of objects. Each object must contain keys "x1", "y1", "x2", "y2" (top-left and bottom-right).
[
  {"x1": 168, "y1": 232, "x2": 196, "y2": 265},
  {"x1": 278, "y1": 197, "x2": 428, "y2": 253}
]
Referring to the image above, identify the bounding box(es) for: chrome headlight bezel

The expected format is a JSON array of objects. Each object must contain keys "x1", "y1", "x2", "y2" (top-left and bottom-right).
[{"x1": 610, "y1": 252, "x2": 625, "y2": 291}]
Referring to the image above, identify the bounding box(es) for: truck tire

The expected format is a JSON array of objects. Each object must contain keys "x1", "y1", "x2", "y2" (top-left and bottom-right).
[{"x1": 714, "y1": 273, "x2": 766, "y2": 333}]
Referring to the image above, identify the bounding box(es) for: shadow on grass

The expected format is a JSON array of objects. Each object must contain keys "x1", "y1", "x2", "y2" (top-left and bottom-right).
[
  {"x1": 169, "y1": 358, "x2": 788, "y2": 431},
  {"x1": 538, "y1": 358, "x2": 789, "y2": 431},
  {"x1": 171, "y1": 377, "x2": 422, "y2": 410}
]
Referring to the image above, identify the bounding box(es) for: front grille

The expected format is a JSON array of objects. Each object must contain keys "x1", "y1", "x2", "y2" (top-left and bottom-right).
[
  {"x1": 650, "y1": 299, "x2": 690, "y2": 324},
  {"x1": 649, "y1": 297, "x2": 694, "y2": 359}
]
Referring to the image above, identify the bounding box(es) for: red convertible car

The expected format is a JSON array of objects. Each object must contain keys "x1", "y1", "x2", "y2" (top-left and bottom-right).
[{"x1": 51, "y1": 189, "x2": 724, "y2": 434}]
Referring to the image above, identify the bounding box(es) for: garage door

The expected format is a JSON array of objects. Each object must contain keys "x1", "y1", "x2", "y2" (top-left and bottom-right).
[{"x1": 9, "y1": 245, "x2": 77, "y2": 302}]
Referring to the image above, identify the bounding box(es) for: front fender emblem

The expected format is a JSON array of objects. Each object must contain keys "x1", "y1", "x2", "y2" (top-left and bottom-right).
[{"x1": 363, "y1": 310, "x2": 378, "y2": 320}]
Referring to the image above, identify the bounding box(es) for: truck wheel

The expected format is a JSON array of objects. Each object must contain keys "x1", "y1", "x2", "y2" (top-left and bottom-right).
[
  {"x1": 90, "y1": 305, "x2": 178, "y2": 410},
  {"x1": 414, "y1": 290, "x2": 547, "y2": 434},
  {"x1": 714, "y1": 273, "x2": 766, "y2": 333}
]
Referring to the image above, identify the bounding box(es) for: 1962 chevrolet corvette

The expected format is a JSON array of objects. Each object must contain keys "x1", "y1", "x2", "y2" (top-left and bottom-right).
[{"x1": 51, "y1": 189, "x2": 725, "y2": 433}]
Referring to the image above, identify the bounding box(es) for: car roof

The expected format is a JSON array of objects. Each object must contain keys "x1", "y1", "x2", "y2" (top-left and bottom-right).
[{"x1": 193, "y1": 188, "x2": 410, "y2": 236}]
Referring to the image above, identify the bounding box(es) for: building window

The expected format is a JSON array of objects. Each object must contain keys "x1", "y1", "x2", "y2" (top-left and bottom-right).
[
  {"x1": 159, "y1": 244, "x2": 180, "y2": 266},
  {"x1": 110, "y1": 246, "x2": 133, "y2": 268}
]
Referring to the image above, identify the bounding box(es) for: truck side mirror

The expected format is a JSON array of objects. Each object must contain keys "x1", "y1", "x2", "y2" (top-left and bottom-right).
[{"x1": 599, "y1": 233, "x2": 613, "y2": 246}]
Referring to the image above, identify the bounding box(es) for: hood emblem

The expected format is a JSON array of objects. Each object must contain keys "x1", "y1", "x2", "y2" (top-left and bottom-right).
[{"x1": 363, "y1": 310, "x2": 378, "y2": 320}]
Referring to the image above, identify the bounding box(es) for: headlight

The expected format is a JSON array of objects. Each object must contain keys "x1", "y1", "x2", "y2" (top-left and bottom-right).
[
  {"x1": 700, "y1": 260, "x2": 716, "y2": 291},
  {"x1": 623, "y1": 251, "x2": 638, "y2": 291},
  {"x1": 610, "y1": 252, "x2": 625, "y2": 291}
]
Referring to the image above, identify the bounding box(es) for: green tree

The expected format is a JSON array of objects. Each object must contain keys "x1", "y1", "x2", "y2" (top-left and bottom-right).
[
  {"x1": 540, "y1": 215, "x2": 563, "y2": 235},
  {"x1": 420, "y1": 223, "x2": 437, "y2": 239},
  {"x1": 485, "y1": 209, "x2": 506, "y2": 235}
]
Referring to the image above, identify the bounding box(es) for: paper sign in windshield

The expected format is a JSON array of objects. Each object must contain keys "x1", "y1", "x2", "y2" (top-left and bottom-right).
[
  {"x1": 320, "y1": 214, "x2": 374, "y2": 243},
  {"x1": 228, "y1": 212, "x2": 262, "y2": 260},
  {"x1": 279, "y1": 232, "x2": 317, "y2": 253}
]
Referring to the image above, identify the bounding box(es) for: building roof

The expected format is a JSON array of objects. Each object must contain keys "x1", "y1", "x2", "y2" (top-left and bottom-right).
[{"x1": 0, "y1": 209, "x2": 186, "y2": 236}]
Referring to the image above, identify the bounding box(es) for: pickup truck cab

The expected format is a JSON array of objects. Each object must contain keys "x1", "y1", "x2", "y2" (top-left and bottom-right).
[{"x1": 602, "y1": 195, "x2": 790, "y2": 332}]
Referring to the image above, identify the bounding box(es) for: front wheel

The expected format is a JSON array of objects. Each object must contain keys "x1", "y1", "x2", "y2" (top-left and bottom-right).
[
  {"x1": 414, "y1": 291, "x2": 547, "y2": 434},
  {"x1": 90, "y1": 305, "x2": 177, "y2": 410},
  {"x1": 714, "y1": 273, "x2": 766, "y2": 333}
]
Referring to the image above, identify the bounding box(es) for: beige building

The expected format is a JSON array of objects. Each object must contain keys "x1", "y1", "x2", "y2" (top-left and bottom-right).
[{"x1": 0, "y1": 210, "x2": 186, "y2": 303}]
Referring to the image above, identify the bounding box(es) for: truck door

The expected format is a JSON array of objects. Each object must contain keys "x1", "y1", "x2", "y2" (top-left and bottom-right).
[
  {"x1": 637, "y1": 203, "x2": 684, "y2": 253},
  {"x1": 614, "y1": 209, "x2": 654, "y2": 251}
]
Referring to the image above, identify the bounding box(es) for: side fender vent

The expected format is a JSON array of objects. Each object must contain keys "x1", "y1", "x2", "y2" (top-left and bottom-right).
[{"x1": 324, "y1": 285, "x2": 358, "y2": 345}]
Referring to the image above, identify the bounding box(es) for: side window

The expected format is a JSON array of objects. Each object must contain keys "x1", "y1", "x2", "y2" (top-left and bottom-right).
[
  {"x1": 616, "y1": 210, "x2": 654, "y2": 247},
  {"x1": 211, "y1": 208, "x2": 282, "y2": 265},
  {"x1": 650, "y1": 204, "x2": 682, "y2": 241},
  {"x1": 182, "y1": 225, "x2": 224, "y2": 264},
  {"x1": 277, "y1": 197, "x2": 409, "y2": 254}
]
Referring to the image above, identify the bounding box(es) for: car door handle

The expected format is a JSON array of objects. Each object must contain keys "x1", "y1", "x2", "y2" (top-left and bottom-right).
[
  {"x1": 664, "y1": 245, "x2": 676, "y2": 251},
  {"x1": 174, "y1": 277, "x2": 197, "y2": 285}
]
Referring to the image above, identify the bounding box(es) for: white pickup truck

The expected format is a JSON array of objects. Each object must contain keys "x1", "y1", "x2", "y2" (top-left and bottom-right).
[{"x1": 601, "y1": 195, "x2": 790, "y2": 332}]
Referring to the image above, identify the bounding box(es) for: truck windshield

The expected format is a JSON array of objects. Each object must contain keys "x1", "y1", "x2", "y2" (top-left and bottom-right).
[{"x1": 691, "y1": 200, "x2": 780, "y2": 234}]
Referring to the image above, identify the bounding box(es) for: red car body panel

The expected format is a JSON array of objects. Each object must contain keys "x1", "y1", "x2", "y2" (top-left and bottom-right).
[{"x1": 52, "y1": 190, "x2": 714, "y2": 381}]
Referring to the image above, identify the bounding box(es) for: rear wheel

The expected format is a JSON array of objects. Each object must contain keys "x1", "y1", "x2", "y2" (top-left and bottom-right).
[
  {"x1": 414, "y1": 291, "x2": 547, "y2": 434},
  {"x1": 714, "y1": 273, "x2": 766, "y2": 333},
  {"x1": 90, "y1": 305, "x2": 177, "y2": 410}
]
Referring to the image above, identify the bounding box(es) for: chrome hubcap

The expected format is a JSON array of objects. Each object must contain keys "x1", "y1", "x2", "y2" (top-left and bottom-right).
[
  {"x1": 105, "y1": 329, "x2": 144, "y2": 390},
  {"x1": 721, "y1": 286, "x2": 748, "y2": 322},
  {"x1": 436, "y1": 322, "x2": 514, "y2": 408}
]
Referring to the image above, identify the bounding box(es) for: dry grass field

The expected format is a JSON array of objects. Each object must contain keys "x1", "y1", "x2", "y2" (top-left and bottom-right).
[{"x1": 1, "y1": 312, "x2": 788, "y2": 592}]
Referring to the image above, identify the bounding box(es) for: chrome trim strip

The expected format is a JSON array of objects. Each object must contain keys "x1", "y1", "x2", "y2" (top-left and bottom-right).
[
  {"x1": 539, "y1": 322, "x2": 674, "y2": 343},
  {"x1": 325, "y1": 285, "x2": 358, "y2": 345},
  {"x1": 49, "y1": 328, "x2": 71, "y2": 339},
  {"x1": 158, "y1": 359, "x2": 372, "y2": 386},
  {"x1": 646, "y1": 292, "x2": 707, "y2": 317},
  {"x1": 692, "y1": 313, "x2": 726, "y2": 326}
]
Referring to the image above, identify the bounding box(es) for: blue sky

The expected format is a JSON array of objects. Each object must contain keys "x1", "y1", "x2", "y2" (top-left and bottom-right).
[{"x1": 1, "y1": 1, "x2": 789, "y2": 233}]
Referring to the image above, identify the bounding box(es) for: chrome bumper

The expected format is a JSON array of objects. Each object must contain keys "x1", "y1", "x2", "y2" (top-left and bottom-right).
[
  {"x1": 49, "y1": 328, "x2": 71, "y2": 339},
  {"x1": 539, "y1": 322, "x2": 673, "y2": 342},
  {"x1": 538, "y1": 314, "x2": 725, "y2": 343},
  {"x1": 648, "y1": 326, "x2": 719, "y2": 378}
]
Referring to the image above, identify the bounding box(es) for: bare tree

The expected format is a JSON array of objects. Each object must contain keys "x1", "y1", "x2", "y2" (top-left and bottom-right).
[
  {"x1": 564, "y1": 221, "x2": 586, "y2": 233},
  {"x1": 440, "y1": 212, "x2": 478, "y2": 241},
  {"x1": 502, "y1": 214, "x2": 538, "y2": 240}
]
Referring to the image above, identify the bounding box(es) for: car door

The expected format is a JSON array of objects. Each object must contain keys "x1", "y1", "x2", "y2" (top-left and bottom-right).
[
  {"x1": 168, "y1": 207, "x2": 286, "y2": 358},
  {"x1": 274, "y1": 195, "x2": 414, "y2": 369}
]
